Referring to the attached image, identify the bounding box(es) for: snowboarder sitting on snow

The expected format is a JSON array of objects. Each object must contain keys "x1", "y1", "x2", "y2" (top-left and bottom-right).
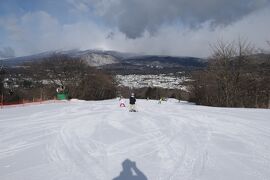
[
  {"x1": 119, "y1": 96, "x2": 126, "y2": 107},
  {"x1": 129, "y1": 93, "x2": 136, "y2": 112}
]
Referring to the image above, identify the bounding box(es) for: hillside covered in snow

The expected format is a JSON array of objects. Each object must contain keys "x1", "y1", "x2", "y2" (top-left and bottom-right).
[{"x1": 0, "y1": 99, "x2": 270, "y2": 180}]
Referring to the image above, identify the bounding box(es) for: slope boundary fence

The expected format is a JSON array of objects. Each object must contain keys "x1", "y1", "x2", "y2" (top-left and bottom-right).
[{"x1": 0, "y1": 98, "x2": 67, "y2": 109}]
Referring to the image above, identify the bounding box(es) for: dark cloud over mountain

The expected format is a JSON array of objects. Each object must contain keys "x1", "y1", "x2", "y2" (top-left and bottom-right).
[
  {"x1": 88, "y1": 0, "x2": 270, "y2": 38},
  {"x1": 1, "y1": 0, "x2": 270, "y2": 57}
]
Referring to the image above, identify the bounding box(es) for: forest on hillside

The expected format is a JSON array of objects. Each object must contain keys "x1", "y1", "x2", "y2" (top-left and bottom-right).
[
  {"x1": 190, "y1": 40, "x2": 270, "y2": 108},
  {"x1": 0, "y1": 55, "x2": 117, "y2": 103}
]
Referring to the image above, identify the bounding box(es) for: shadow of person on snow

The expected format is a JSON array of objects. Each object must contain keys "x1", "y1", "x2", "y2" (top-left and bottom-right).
[{"x1": 113, "y1": 159, "x2": 148, "y2": 180}]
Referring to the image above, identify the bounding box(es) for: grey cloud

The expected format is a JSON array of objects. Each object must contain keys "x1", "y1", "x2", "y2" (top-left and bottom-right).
[
  {"x1": 0, "y1": 47, "x2": 15, "y2": 58},
  {"x1": 85, "y1": 0, "x2": 270, "y2": 38},
  {"x1": 2, "y1": 3, "x2": 270, "y2": 58}
]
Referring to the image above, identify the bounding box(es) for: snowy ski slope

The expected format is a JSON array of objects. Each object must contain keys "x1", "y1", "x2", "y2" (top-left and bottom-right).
[{"x1": 0, "y1": 99, "x2": 270, "y2": 180}]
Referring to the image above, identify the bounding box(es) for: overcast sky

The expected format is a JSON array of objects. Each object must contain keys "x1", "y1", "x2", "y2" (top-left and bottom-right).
[{"x1": 0, "y1": 0, "x2": 270, "y2": 58}]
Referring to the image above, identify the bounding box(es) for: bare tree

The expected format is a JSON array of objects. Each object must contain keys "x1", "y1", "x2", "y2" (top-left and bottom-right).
[
  {"x1": 207, "y1": 39, "x2": 254, "y2": 106},
  {"x1": 191, "y1": 38, "x2": 270, "y2": 108},
  {"x1": 266, "y1": 40, "x2": 270, "y2": 108}
]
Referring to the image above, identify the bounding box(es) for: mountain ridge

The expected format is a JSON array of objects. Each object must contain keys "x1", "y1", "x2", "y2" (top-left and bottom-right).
[
  {"x1": 0, "y1": 49, "x2": 207, "y2": 74},
  {"x1": 0, "y1": 49, "x2": 204, "y2": 65}
]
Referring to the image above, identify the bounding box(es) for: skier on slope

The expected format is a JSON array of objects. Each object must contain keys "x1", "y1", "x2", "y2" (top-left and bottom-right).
[{"x1": 129, "y1": 93, "x2": 136, "y2": 112}]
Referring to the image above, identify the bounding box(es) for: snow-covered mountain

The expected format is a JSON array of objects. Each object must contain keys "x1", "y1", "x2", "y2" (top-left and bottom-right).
[
  {"x1": 0, "y1": 49, "x2": 126, "y2": 67},
  {"x1": 65, "y1": 49, "x2": 136, "y2": 66},
  {"x1": 80, "y1": 52, "x2": 119, "y2": 66},
  {"x1": 0, "y1": 50, "x2": 206, "y2": 71},
  {"x1": 0, "y1": 99, "x2": 270, "y2": 180}
]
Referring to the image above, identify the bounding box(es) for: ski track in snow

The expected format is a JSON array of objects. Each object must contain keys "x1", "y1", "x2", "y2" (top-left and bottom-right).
[{"x1": 0, "y1": 99, "x2": 270, "y2": 180}]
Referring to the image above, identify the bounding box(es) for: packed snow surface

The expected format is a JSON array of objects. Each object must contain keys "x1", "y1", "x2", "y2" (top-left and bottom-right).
[{"x1": 0, "y1": 99, "x2": 270, "y2": 180}]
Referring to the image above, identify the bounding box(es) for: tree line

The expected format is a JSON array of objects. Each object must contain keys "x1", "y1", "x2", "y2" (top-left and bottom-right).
[
  {"x1": 0, "y1": 55, "x2": 117, "y2": 103},
  {"x1": 189, "y1": 39, "x2": 270, "y2": 108}
]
